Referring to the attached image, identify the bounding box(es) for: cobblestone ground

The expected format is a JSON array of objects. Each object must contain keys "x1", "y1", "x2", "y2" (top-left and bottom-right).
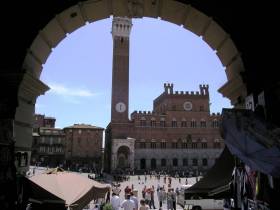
[
  {"x1": 113, "y1": 175, "x2": 198, "y2": 210},
  {"x1": 28, "y1": 167, "x2": 200, "y2": 210}
]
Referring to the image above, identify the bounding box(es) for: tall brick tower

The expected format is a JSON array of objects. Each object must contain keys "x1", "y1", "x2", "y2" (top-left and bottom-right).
[{"x1": 111, "y1": 17, "x2": 132, "y2": 123}]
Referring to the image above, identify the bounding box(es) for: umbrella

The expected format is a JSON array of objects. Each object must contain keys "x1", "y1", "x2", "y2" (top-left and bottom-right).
[
  {"x1": 222, "y1": 108, "x2": 280, "y2": 177},
  {"x1": 28, "y1": 168, "x2": 111, "y2": 210}
]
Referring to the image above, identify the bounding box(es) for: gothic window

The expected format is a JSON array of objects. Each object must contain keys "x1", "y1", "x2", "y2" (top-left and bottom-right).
[
  {"x1": 182, "y1": 142, "x2": 188, "y2": 149},
  {"x1": 160, "y1": 142, "x2": 166, "y2": 149},
  {"x1": 213, "y1": 119, "x2": 219, "y2": 128},
  {"x1": 181, "y1": 118, "x2": 187, "y2": 127},
  {"x1": 151, "y1": 118, "x2": 156, "y2": 127},
  {"x1": 202, "y1": 142, "x2": 208, "y2": 148},
  {"x1": 140, "y1": 117, "x2": 147, "y2": 127},
  {"x1": 191, "y1": 142, "x2": 197, "y2": 149},
  {"x1": 200, "y1": 119, "x2": 206, "y2": 128},
  {"x1": 171, "y1": 118, "x2": 177, "y2": 127},
  {"x1": 151, "y1": 142, "x2": 157, "y2": 149},
  {"x1": 160, "y1": 120, "x2": 166, "y2": 127},
  {"x1": 190, "y1": 119, "x2": 197, "y2": 128}
]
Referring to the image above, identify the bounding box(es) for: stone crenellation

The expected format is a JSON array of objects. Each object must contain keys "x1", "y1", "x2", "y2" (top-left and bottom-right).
[
  {"x1": 111, "y1": 16, "x2": 132, "y2": 38},
  {"x1": 163, "y1": 83, "x2": 209, "y2": 96},
  {"x1": 211, "y1": 112, "x2": 221, "y2": 116}
]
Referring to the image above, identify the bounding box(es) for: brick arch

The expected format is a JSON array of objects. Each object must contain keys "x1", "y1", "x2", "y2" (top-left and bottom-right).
[{"x1": 22, "y1": 0, "x2": 246, "y2": 105}]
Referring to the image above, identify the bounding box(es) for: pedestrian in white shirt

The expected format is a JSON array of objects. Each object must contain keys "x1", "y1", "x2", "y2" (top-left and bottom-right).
[
  {"x1": 121, "y1": 194, "x2": 135, "y2": 210},
  {"x1": 111, "y1": 193, "x2": 121, "y2": 210},
  {"x1": 130, "y1": 192, "x2": 138, "y2": 210}
]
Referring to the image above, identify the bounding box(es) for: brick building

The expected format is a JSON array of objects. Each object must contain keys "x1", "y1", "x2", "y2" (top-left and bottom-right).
[
  {"x1": 105, "y1": 17, "x2": 224, "y2": 173},
  {"x1": 64, "y1": 124, "x2": 104, "y2": 171},
  {"x1": 33, "y1": 114, "x2": 56, "y2": 129},
  {"x1": 31, "y1": 115, "x2": 65, "y2": 167}
]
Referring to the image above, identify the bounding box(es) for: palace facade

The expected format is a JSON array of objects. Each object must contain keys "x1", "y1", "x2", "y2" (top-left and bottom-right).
[{"x1": 104, "y1": 17, "x2": 224, "y2": 173}]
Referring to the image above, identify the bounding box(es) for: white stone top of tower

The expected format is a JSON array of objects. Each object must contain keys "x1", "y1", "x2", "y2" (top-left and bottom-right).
[{"x1": 111, "y1": 17, "x2": 132, "y2": 38}]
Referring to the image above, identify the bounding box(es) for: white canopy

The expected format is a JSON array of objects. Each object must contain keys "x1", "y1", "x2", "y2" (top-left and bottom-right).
[{"x1": 28, "y1": 168, "x2": 110, "y2": 210}]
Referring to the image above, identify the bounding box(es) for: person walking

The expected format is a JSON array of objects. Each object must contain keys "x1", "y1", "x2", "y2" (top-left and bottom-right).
[
  {"x1": 121, "y1": 194, "x2": 136, "y2": 210},
  {"x1": 106, "y1": 190, "x2": 111, "y2": 203},
  {"x1": 130, "y1": 191, "x2": 138, "y2": 210},
  {"x1": 171, "y1": 188, "x2": 177, "y2": 210},
  {"x1": 166, "y1": 189, "x2": 173, "y2": 210},
  {"x1": 111, "y1": 193, "x2": 121, "y2": 210},
  {"x1": 158, "y1": 187, "x2": 164, "y2": 208},
  {"x1": 139, "y1": 199, "x2": 149, "y2": 210},
  {"x1": 150, "y1": 186, "x2": 156, "y2": 209}
]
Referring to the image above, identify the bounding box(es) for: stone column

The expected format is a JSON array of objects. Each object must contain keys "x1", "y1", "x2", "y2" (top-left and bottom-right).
[
  {"x1": 0, "y1": 72, "x2": 24, "y2": 210},
  {"x1": 111, "y1": 152, "x2": 117, "y2": 171},
  {"x1": 130, "y1": 150, "x2": 135, "y2": 170}
]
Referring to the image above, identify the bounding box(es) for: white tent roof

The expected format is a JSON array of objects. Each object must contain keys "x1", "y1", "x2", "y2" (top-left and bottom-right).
[{"x1": 29, "y1": 169, "x2": 110, "y2": 210}]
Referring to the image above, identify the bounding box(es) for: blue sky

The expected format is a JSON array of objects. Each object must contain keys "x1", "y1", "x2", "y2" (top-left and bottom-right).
[{"x1": 36, "y1": 17, "x2": 231, "y2": 129}]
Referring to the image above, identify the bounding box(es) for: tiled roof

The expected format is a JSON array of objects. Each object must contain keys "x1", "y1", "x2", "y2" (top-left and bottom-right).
[{"x1": 63, "y1": 124, "x2": 104, "y2": 130}]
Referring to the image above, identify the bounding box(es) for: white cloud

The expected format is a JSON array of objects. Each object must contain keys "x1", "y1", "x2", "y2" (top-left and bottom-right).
[{"x1": 48, "y1": 83, "x2": 100, "y2": 97}]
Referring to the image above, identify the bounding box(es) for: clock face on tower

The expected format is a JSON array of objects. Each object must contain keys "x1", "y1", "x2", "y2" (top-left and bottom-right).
[
  {"x1": 115, "y1": 102, "x2": 126, "y2": 113},
  {"x1": 183, "y1": 101, "x2": 193, "y2": 111}
]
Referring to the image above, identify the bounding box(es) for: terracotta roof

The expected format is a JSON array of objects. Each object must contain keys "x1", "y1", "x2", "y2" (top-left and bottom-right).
[
  {"x1": 63, "y1": 124, "x2": 104, "y2": 130},
  {"x1": 40, "y1": 127, "x2": 63, "y2": 131}
]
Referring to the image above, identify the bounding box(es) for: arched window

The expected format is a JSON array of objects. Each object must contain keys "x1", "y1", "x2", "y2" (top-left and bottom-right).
[
  {"x1": 212, "y1": 119, "x2": 219, "y2": 128},
  {"x1": 173, "y1": 158, "x2": 178, "y2": 167},
  {"x1": 190, "y1": 119, "x2": 197, "y2": 128},
  {"x1": 140, "y1": 117, "x2": 146, "y2": 127},
  {"x1": 140, "y1": 159, "x2": 146, "y2": 169},
  {"x1": 160, "y1": 117, "x2": 166, "y2": 127},
  {"x1": 182, "y1": 141, "x2": 188, "y2": 149},
  {"x1": 200, "y1": 119, "x2": 206, "y2": 128},
  {"x1": 151, "y1": 141, "x2": 157, "y2": 149},
  {"x1": 201, "y1": 138, "x2": 207, "y2": 148},
  {"x1": 160, "y1": 141, "x2": 166, "y2": 149},
  {"x1": 171, "y1": 118, "x2": 177, "y2": 127},
  {"x1": 150, "y1": 117, "x2": 156, "y2": 127},
  {"x1": 181, "y1": 118, "x2": 187, "y2": 127}
]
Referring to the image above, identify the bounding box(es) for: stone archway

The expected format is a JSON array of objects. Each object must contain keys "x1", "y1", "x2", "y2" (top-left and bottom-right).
[
  {"x1": 117, "y1": 145, "x2": 130, "y2": 169},
  {"x1": 140, "y1": 158, "x2": 146, "y2": 170},
  {"x1": 111, "y1": 138, "x2": 135, "y2": 171},
  {"x1": 23, "y1": 0, "x2": 247, "y2": 107},
  {"x1": 16, "y1": 0, "x2": 247, "y2": 175}
]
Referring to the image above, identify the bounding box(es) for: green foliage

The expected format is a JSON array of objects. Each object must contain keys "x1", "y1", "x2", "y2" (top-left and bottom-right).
[{"x1": 103, "y1": 203, "x2": 113, "y2": 210}]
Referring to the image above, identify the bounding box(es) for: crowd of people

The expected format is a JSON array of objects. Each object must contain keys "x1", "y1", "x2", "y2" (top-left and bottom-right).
[{"x1": 101, "y1": 173, "x2": 188, "y2": 210}]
